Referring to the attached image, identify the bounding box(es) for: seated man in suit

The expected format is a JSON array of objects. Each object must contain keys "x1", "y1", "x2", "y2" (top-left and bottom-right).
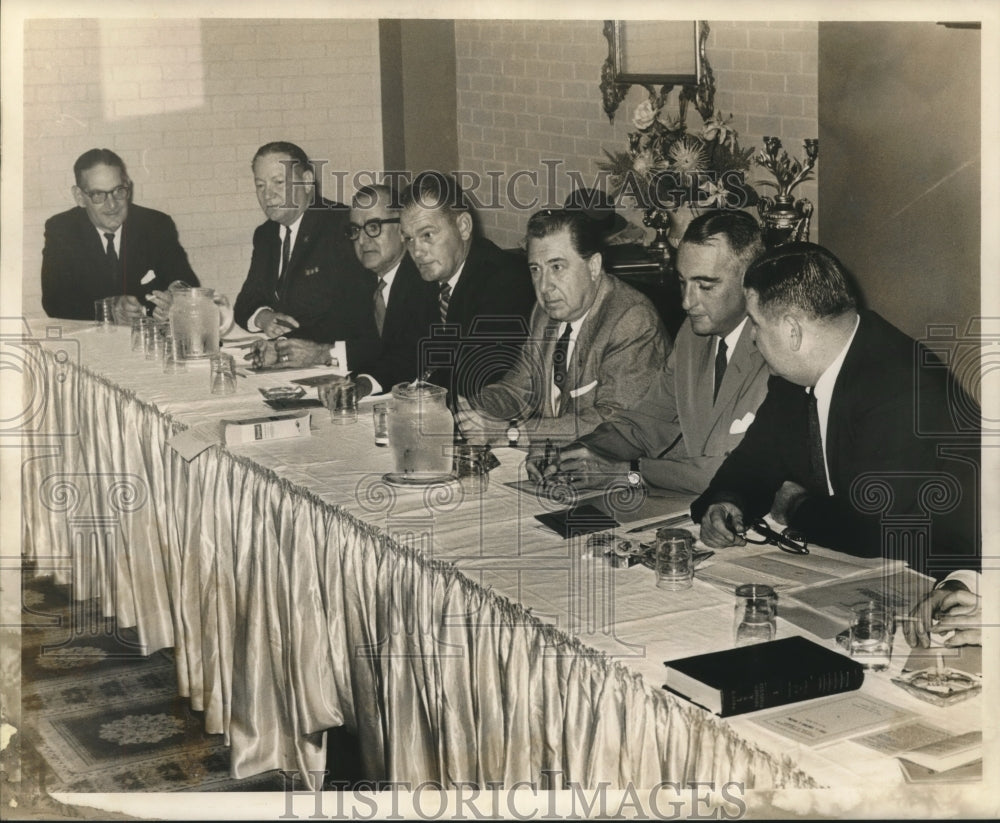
[
  {"x1": 398, "y1": 172, "x2": 535, "y2": 404},
  {"x1": 547, "y1": 210, "x2": 769, "y2": 493},
  {"x1": 456, "y1": 207, "x2": 670, "y2": 444},
  {"x1": 41, "y1": 148, "x2": 199, "y2": 323},
  {"x1": 692, "y1": 242, "x2": 980, "y2": 580},
  {"x1": 233, "y1": 141, "x2": 375, "y2": 363},
  {"x1": 275, "y1": 183, "x2": 438, "y2": 386}
]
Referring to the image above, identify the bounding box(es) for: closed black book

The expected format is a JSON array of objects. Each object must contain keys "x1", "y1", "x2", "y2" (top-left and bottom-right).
[{"x1": 663, "y1": 636, "x2": 865, "y2": 717}]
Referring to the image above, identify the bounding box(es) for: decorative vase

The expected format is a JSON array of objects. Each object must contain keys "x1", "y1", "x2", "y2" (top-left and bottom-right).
[
  {"x1": 757, "y1": 194, "x2": 814, "y2": 247},
  {"x1": 644, "y1": 204, "x2": 700, "y2": 254}
]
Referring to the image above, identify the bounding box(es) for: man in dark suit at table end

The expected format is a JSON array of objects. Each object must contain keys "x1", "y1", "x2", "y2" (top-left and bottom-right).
[
  {"x1": 233, "y1": 141, "x2": 375, "y2": 362},
  {"x1": 41, "y1": 148, "x2": 199, "y2": 323},
  {"x1": 398, "y1": 172, "x2": 535, "y2": 405},
  {"x1": 692, "y1": 242, "x2": 980, "y2": 580},
  {"x1": 456, "y1": 207, "x2": 670, "y2": 444},
  {"x1": 549, "y1": 209, "x2": 770, "y2": 494}
]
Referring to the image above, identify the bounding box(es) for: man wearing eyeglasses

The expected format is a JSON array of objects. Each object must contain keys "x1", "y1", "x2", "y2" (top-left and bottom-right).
[
  {"x1": 265, "y1": 184, "x2": 437, "y2": 382},
  {"x1": 233, "y1": 141, "x2": 374, "y2": 359},
  {"x1": 692, "y1": 242, "x2": 979, "y2": 580},
  {"x1": 41, "y1": 148, "x2": 199, "y2": 322}
]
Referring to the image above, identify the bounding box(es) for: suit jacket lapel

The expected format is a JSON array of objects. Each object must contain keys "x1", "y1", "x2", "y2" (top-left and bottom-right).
[
  {"x1": 556, "y1": 277, "x2": 612, "y2": 415},
  {"x1": 278, "y1": 209, "x2": 317, "y2": 302},
  {"x1": 825, "y1": 314, "x2": 866, "y2": 492},
  {"x1": 712, "y1": 321, "x2": 754, "y2": 412}
]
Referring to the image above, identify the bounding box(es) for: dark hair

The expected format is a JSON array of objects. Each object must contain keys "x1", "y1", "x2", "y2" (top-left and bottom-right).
[
  {"x1": 73, "y1": 148, "x2": 128, "y2": 188},
  {"x1": 525, "y1": 209, "x2": 604, "y2": 261},
  {"x1": 352, "y1": 183, "x2": 400, "y2": 211},
  {"x1": 399, "y1": 172, "x2": 469, "y2": 214},
  {"x1": 743, "y1": 241, "x2": 858, "y2": 319},
  {"x1": 682, "y1": 209, "x2": 763, "y2": 272},
  {"x1": 252, "y1": 141, "x2": 312, "y2": 176}
]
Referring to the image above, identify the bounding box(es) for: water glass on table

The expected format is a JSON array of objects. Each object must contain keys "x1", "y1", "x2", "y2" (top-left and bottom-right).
[
  {"x1": 94, "y1": 298, "x2": 116, "y2": 332},
  {"x1": 734, "y1": 583, "x2": 778, "y2": 646},
  {"x1": 209, "y1": 352, "x2": 237, "y2": 395},
  {"x1": 372, "y1": 403, "x2": 389, "y2": 446},
  {"x1": 653, "y1": 528, "x2": 694, "y2": 591},
  {"x1": 849, "y1": 603, "x2": 894, "y2": 671},
  {"x1": 145, "y1": 320, "x2": 171, "y2": 360},
  {"x1": 162, "y1": 332, "x2": 187, "y2": 374},
  {"x1": 130, "y1": 317, "x2": 152, "y2": 352},
  {"x1": 328, "y1": 379, "x2": 358, "y2": 424}
]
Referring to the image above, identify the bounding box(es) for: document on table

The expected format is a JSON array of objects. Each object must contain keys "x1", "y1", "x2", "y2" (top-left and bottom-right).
[
  {"x1": 751, "y1": 693, "x2": 917, "y2": 747},
  {"x1": 787, "y1": 568, "x2": 933, "y2": 623},
  {"x1": 852, "y1": 721, "x2": 951, "y2": 755},
  {"x1": 167, "y1": 420, "x2": 223, "y2": 461}
]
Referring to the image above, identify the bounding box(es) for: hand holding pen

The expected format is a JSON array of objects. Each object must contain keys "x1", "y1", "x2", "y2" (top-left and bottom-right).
[
  {"x1": 526, "y1": 438, "x2": 561, "y2": 485},
  {"x1": 699, "y1": 502, "x2": 747, "y2": 548}
]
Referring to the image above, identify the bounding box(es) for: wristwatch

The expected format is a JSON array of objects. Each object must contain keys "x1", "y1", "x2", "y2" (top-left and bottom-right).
[{"x1": 626, "y1": 458, "x2": 642, "y2": 487}]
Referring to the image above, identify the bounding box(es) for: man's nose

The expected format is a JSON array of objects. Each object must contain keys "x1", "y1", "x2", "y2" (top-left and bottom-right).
[{"x1": 681, "y1": 283, "x2": 698, "y2": 311}]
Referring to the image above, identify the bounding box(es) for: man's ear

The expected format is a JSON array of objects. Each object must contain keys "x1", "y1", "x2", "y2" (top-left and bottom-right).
[
  {"x1": 784, "y1": 314, "x2": 803, "y2": 352},
  {"x1": 455, "y1": 210, "x2": 473, "y2": 241},
  {"x1": 588, "y1": 252, "x2": 603, "y2": 280},
  {"x1": 72, "y1": 186, "x2": 87, "y2": 209}
]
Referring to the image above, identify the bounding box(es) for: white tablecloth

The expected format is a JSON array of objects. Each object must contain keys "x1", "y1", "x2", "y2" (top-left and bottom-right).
[{"x1": 19, "y1": 319, "x2": 982, "y2": 793}]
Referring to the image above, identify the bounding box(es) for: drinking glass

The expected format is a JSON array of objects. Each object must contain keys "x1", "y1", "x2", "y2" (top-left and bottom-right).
[
  {"x1": 94, "y1": 297, "x2": 116, "y2": 331},
  {"x1": 210, "y1": 352, "x2": 237, "y2": 395},
  {"x1": 453, "y1": 442, "x2": 491, "y2": 495},
  {"x1": 849, "y1": 603, "x2": 894, "y2": 671},
  {"x1": 162, "y1": 333, "x2": 187, "y2": 374},
  {"x1": 130, "y1": 317, "x2": 152, "y2": 352},
  {"x1": 734, "y1": 583, "x2": 778, "y2": 646},
  {"x1": 372, "y1": 403, "x2": 389, "y2": 446},
  {"x1": 328, "y1": 379, "x2": 358, "y2": 424},
  {"x1": 654, "y1": 528, "x2": 694, "y2": 590},
  {"x1": 145, "y1": 320, "x2": 170, "y2": 361}
]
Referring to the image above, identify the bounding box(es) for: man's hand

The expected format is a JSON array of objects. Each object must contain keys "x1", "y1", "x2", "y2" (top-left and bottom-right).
[
  {"x1": 454, "y1": 396, "x2": 505, "y2": 445},
  {"x1": 699, "y1": 502, "x2": 748, "y2": 548},
  {"x1": 146, "y1": 289, "x2": 174, "y2": 322},
  {"x1": 550, "y1": 444, "x2": 628, "y2": 489},
  {"x1": 256, "y1": 309, "x2": 300, "y2": 338},
  {"x1": 904, "y1": 586, "x2": 981, "y2": 648},
  {"x1": 111, "y1": 295, "x2": 145, "y2": 325},
  {"x1": 274, "y1": 338, "x2": 330, "y2": 368},
  {"x1": 770, "y1": 480, "x2": 809, "y2": 525},
  {"x1": 246, "y1": 339, "x2": 279, "y2": 369},
  {"x1": 317, "y1": 375, "x2": 354, "y2": 411}
]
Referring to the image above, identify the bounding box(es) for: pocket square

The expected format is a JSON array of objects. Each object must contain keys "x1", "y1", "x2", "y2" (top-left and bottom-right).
[
  {"x1": 729, "y1": 412, "x2": 755, "y2": 435},
  {"x1": 304, "y1": 266, "x2": 320, "y2": 277},
  {"x1": 568, "y1": 380, "x2": 598, "y2": 399},
  {"x1": 139, "y1": 270, "x2": 156, "y2": 285}
]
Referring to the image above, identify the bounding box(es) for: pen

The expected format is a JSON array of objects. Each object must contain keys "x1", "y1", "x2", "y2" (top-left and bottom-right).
[{"x1": 625, "y1": 513, "x2": 690, "y2": 534}]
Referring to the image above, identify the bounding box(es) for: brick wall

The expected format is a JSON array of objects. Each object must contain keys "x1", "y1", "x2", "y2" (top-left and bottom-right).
[
  {"x1": 454, "y1": 20, "x2": 819, "y2": 249},
  {"x1": 22, "y1": 18, "x2": 383, "y2": 316}
]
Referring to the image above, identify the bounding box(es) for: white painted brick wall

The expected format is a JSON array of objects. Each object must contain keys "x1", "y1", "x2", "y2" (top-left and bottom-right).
[{"x1": 23, "y1": 18, "x2": 384, "y2": 316}]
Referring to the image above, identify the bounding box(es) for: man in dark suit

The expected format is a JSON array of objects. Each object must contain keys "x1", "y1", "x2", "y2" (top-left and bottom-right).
[
  {"x1": 41, "y1": 148, "x2": 199, "y2": 322},
  {"x1": 270, "y1": 184, "x2": 438, "y2": 386},
  {"x1": 456, "y1": 208, "x2": 670, "y2": 444},
  {"x1": 551, "y1": 210, "x2": 769, "y2": 494},
  {"x1": 692, "y1": 242, "x2": 980, "y2": 580},
  {"x1": 398, "y1": 172, "x2": 535, "y2": 404},
  {"x1": 233, "y1": 141, "x2": 375, "y2": 361}
]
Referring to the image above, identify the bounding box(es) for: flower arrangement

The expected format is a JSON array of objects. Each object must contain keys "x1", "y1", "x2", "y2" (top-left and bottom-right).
[
  {"x1": 755, "y1": 136, "x2": 819, "y2": 200},
  {"x1": 598, "y1": 97, "x2": 757, "y2": 213}
]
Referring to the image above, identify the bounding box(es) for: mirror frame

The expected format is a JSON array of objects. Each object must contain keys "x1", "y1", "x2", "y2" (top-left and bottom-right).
[{"x1": 600, "y1": 20, "x2": 716, "y2": 124}]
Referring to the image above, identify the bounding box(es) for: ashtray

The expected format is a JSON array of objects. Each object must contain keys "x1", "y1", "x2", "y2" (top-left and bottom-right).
[
  {"x1": 259, "y1": 385, "x2": 306, "y2": 402},
  {"x1": 891, "y1": 667, "x2": 983, "y2": 707}
]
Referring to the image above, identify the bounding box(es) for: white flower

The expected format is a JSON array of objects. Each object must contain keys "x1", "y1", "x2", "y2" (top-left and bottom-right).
[{"x1": 631, "y1": 99, "x2": 658, "y2": 131}]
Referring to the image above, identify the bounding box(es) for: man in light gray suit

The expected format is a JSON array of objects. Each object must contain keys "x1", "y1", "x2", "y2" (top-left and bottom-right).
[
  {"x1": 456, "y1": 208, "x2": 670, "y2": 443},
  {"x1": 550, "y1": 210, "x2": 769, "y2": 494}
]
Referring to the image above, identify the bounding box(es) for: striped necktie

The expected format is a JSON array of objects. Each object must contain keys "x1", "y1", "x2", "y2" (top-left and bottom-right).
[
  {"x1": 438, "y1": 282, "x2": 451, "y2": 324},
  {"x1": 374, "y1": 276, "x2": 387, "y2": 336}
]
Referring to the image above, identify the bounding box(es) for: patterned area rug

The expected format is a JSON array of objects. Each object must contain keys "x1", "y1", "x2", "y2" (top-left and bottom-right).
[{"x1": 21, "y1": 573, "x2": 289, "y2": 793}]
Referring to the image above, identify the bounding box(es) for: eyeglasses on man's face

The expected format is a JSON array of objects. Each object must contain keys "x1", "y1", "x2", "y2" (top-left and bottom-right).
[
  {"x1": 82, "y1": 184, "x2": 132, "y2": 205},
  {"x1": 345, "y1": 217, "x2": 400, "y2": 241}
]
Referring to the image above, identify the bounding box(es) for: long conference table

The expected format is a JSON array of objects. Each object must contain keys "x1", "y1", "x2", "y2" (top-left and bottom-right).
[{"x1": 19, "y1": 316, "x2": 983, "y2": 798}]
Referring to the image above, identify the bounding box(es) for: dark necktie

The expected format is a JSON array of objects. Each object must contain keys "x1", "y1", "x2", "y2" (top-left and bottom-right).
[
  {"x1": 713, "y1": 337, "x2": 728, "y2": 402},
  {"x1": 553, "y1": 322, "x2": 573, "y2": 393},
  {"x1": 279, "y1": 226, "x2": 291, "y2": 280},
  {"x1": 374, "y1": 277, "x2": 387, "y2": 336},
  {"x1": 806, "y1": 389, "x2": 828, "y2": 493},
  {"x1": 104, "y1": 232, "x2": 119, "y2": 284},
  {"x1": 438, "y1": 282, "x2": 451, "y2": 324}
]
